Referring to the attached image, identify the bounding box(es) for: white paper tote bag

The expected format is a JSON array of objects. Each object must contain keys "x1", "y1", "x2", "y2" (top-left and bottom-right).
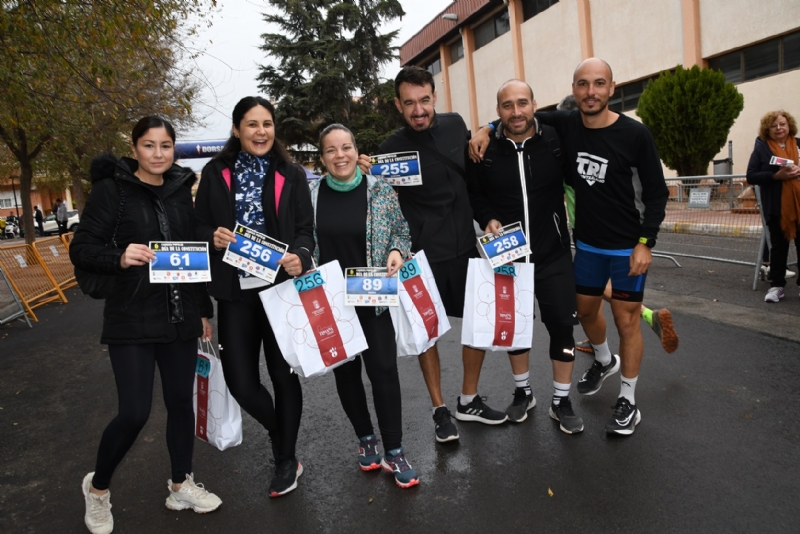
[
  {"x1": 260, "y1": 260, "x2": 368, "y2": 378},
  {"x1": 193, "y1": 340, "x2": 243, "y2": 451},
  {"x1": 461, "y1": 259, "x2": 534, "y2": 352},
  {"x1": 389, "y1": 250, "x2": 451, "y2": 356}
]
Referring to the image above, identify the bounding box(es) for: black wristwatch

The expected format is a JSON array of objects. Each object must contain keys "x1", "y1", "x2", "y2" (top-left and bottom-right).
[{"x1": 638, "y1": 237, "x2": 656, "y2": 248}]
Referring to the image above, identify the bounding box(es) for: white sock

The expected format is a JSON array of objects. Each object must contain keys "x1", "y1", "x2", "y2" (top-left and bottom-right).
[
  {"x1": 592, "y1": 340, "x2": 613, "y2": 366},
  {"x1": 431, "y1": 404, "x2": 446, "y2": 414},
  {"x1": 513, "y1": 372, "x2": 531, "y2": 396},
  {"x1": 460, "y1": 393, "x2": 477, "y2": 406},
  {"x1": 619, "y1": 375, "x2": 638, "y2": 405},
  {"x1": 552, "y1": 381, "x2": 570, "y2": 406}
]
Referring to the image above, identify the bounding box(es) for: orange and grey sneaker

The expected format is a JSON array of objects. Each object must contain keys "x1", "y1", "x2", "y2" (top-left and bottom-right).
[
  {"x1": 358, "y1": 434, "x2": 382, "y2": 471},
  {"x1": 575, "y1": 339, "x2": 594, "y2": 355},
  {"x1": 381, "y1": 447, "x2": 419, "y2": 489},
  {"x1": 651, "y1": 308, "x2": 679, "y2": 353}
]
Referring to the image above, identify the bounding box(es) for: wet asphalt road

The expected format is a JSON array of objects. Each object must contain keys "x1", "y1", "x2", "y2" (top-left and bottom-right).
[{"x1": 1, "y1": 255, "x2": 799, "y2": 533}]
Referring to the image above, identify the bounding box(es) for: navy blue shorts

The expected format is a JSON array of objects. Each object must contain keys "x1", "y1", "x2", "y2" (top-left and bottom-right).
[{"x1": 573, "y1": 242, "x2": 647, "y2": 302}]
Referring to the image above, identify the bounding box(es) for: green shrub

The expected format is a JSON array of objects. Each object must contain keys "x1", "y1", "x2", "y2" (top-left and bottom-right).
[{"x1": 637, "y1": 65, "x2": 744, "y2": 177}]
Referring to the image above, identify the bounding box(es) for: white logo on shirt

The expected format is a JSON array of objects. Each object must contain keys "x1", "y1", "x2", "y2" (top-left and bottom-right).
[{"x1": 576, "y1": 152, "x2": 608, "y2": 185}]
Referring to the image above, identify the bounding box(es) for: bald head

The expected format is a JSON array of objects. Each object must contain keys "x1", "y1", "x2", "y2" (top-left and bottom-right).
[
  {"x1": 497, "y1": 79, "x2": 534, "y2": 105},
  {"x1": 573, "y1": 58, "x2": 613, "y2": 83}
]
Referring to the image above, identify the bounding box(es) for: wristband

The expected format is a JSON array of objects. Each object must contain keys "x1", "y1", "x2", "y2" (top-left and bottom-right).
[{"x1": 487, "y1": 123, "x2": 495, "y2": 132}]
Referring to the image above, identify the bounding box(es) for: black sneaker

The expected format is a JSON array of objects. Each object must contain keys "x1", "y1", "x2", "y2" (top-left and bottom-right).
[
  {"x1": 455, "y1": 395, "x2": 508, "y2": 424},
  {"x1": 577, "y1": 355, "x2": 620, "y2": 395},
  {"x1": 432, "y1": 406, "x2": 459, "y2": 443},
  {"x1": 505, "y1": 387, "x2": 536, "y2": 423},
  {"x1": 605, "y1": 397, "x2": 641, "y2": 435},
  {"x1": 548, "y1": 396, "x2": 584, "y2": 434},
  {"x1": 268, "y1": 459, "x2": 303, "y2": 498}
]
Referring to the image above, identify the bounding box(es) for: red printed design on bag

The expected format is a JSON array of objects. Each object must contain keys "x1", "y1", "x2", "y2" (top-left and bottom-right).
[
  {"x1": 298, "y1": 285, "x2": 348, "y2": 367},
  {"x1": 493, "y1": 272, "x2": 515, "y2": 346},
  {"x1": 195, "y1": 355, "x2": 210, "y2": 442},
  {"x1": 402, "y1": 277, "x2": 439, "y2": 341}
]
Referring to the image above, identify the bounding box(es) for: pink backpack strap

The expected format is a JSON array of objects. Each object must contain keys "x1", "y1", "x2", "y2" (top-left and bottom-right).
[
  {"x1": 221, "y1": 168, "x2": 231, "y2": 190},
  {"x1": 274, "y1": 171, "x2": 286, "y2": 213}
]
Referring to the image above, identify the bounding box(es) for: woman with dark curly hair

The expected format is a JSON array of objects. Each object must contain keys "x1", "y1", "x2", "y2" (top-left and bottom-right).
[{"x1": 747, "y1": 110, "x2": 800, "y2": 302}]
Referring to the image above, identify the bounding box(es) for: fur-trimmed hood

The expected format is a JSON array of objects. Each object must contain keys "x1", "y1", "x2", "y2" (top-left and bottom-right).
[{"x1": 89, "y1": 152, "x2": 197, "y2": 188}]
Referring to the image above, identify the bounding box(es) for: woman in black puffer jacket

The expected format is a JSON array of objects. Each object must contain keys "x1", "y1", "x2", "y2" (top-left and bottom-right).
[{"x1": 70, "y1": 117, "x2": 221, "y2": 534}]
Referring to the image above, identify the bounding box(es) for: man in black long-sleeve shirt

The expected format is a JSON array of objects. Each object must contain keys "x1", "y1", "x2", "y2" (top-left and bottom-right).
[{"x1": 379, "y1": 67, "x2": 508, "y2": 444}]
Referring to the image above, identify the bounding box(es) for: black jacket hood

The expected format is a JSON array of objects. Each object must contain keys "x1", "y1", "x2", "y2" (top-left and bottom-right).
[{"x1": 89, "y1": 152, "x2": 197, "y2": 188}]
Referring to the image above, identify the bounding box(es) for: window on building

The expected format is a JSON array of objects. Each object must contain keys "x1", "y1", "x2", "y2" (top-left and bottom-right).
[
  {"x1": 426, "y1": 57, "x2": 442, "y2": 76},
  {"x1": 608, "y1": 79, "x2": 646, "y2": 113},
  {"x1": 521, "y1": 0, "x2": 558, "y2": 22},
  {"x1": 474, "y1": 9, "x2": 510, "y2": 50},
  {"x1": 450, "y1": 40, "x2": 464, "y2": 64},
  {"x1": 743, "y1": 38, "x2": 780, "y2": 81},
  {"x1": 708, "y1": 29, "x2": 800, "y2": 84}
]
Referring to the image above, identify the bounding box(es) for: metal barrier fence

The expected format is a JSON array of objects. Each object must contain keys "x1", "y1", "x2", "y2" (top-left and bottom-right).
[
  {"x1": 0, "y1": 243, "x2": 67, "y2": 321},
  {"x1": 33, "y1": 236, "x2": 76, "y2": 290},
  {"x1": 656, "y1": 175, "x2": 797, "y2": 290},
  {"x1": 61, "y1": 232, "x2": 74, "y2": 249}
]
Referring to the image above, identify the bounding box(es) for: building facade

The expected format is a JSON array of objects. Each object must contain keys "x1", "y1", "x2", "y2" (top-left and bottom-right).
[{"x1": 400, "y1": 0, "x2": 800, "y2": 176}]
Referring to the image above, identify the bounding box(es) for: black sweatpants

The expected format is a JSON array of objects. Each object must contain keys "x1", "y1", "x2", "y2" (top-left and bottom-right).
[
  {"x1": 92, "y1": 336, "x2": 197, "y2": 490},
  {"x1": 217, "y1": 287, "x2": 303, "y2": 463},
  {"x1": 767, "y1": 215, "x2": 800, "y2": 288},
  {"x1": 333, "y1": 307, "x2": 403, "y2": 451}
]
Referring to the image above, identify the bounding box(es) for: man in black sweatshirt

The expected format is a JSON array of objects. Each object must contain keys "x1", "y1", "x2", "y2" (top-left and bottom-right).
[
  {"x1": 379, "y1": 67, "x2": 508, "y2": 444},
  {"x1": 467, "y1": 79, "x2": 583, "y2": 434}
]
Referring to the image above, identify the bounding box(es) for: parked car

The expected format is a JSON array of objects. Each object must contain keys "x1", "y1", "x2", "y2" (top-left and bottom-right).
[{"x1": 41, "y1": 210, "x2": 80, "y2": 235}]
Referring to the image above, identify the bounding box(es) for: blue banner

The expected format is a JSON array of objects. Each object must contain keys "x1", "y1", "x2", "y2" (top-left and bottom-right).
[{"x1": 174, "y1": 140, "x2": 228, "y2": 159}]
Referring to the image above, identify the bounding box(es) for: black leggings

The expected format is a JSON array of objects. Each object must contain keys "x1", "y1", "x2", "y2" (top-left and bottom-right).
[
  {"x1": 333, "y1": 308, "x2": 403, "y2": 451},
  {"x1": 767, "y1": 215, "x2": 800, "y2": 288},
  {"x1": 217, "y1": 287, "x2": 303, "y2": 463},
  {"x1": 93, "y1": 337, "x2": 197, "y2": 490}
]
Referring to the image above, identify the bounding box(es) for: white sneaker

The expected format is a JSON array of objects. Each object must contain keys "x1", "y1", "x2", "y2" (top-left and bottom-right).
[
  {"x1": 165, "y1": 473, "x2": 222, "y2": 513},
  {"x1": 82, "y1": 472, "x2": 113, "y2": 534},
  {"x1": 765, "y1": 287, "x2": 785, "y2": 303},
  {"x1": 787, "y1": 269, "x2": 796, "y2": 279}
]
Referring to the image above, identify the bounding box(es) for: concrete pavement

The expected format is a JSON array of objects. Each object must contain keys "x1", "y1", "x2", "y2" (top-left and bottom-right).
[{"x1": 1, "y1": 255, "x2": 799, "y2": 533}]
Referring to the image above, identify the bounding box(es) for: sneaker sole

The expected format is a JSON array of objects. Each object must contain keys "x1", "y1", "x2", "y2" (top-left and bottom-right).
[
  {"x1": 606, "y1": 409, "x2": 642, "y2": 436},
  {"x1": 577, "y1": 356, "x2": 620, "y2": 396},
  {"x1": 359, "y1": 461, "x2": 382, "y2": 472},
  {"x1": 454, "y1": 412, "x2": 508, "y2": 424},
  {"x1": 652, "y1": 309, "x2": 679, "y2": 354},
  {"x1": 165, "y1": 495, "x2": 221, "y2": 513},
  {"x1": 435, "y1": 432, "x2": 460, "y2": 443},
  {"x1": 380, "y1": 461, "x2": 420, "y2": 489},
  {"x1": 269, "y1": 463, "x2": 304, "y2": 498},
  {"x1": 575, "y1": 340, "x2": 594, "y2": 354},
  {"x1": 548, "y1": 407, "x2": 584, "y2": 434},
  {"x1": 506, "y1": 397, "x2": 537, "y2": 423}
]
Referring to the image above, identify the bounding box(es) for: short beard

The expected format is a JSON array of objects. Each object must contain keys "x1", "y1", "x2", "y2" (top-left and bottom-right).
[
  {"x1": 579, "y1": 100, "x2": 607, "y2": 116},
  {"x1": 503, "y1": 116, "x2": 536, "y2": 136}
]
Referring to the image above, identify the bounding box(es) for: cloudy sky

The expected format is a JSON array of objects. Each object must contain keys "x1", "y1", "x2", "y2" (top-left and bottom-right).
[{"x1": 180, "y1": 0, "x2": 452, "y2": 170}]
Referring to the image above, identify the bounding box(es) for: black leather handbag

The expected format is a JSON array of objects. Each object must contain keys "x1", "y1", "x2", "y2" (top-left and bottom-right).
[{"x1": 75, "y1": 178, "x2": 125, "y2": 299}]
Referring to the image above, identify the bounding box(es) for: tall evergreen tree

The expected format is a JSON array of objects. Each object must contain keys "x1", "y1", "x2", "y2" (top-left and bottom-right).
[{"x1": 258, "y1": 0, "x2": 405, "y2": 159}]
